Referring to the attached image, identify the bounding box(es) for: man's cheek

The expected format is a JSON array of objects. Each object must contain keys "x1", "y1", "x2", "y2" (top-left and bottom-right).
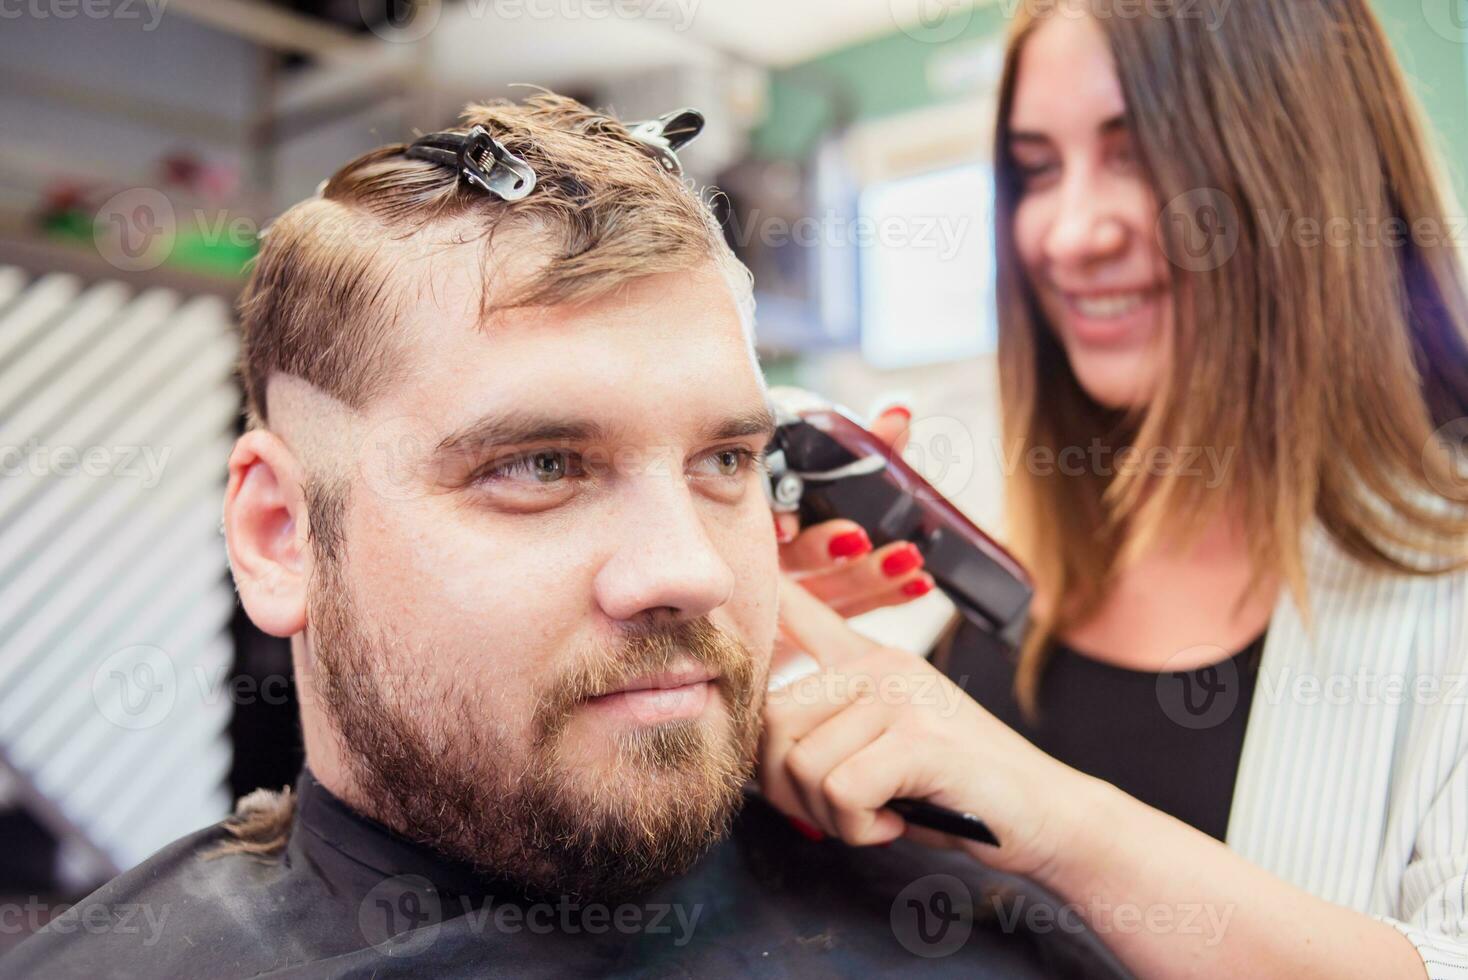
[{"x1": 721, "y1": 524, "x2": 780, "y2": 635}]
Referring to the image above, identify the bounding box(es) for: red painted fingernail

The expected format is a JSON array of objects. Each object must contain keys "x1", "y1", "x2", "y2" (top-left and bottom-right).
[
  {"x1": 787, "y1": 816, "x2": 825, "y2": 842},
  {"x1": 773, "y1": 515, "x2": 789, "y2": 543},
  {"x1": 881, "y1": 544, "x2": 923, "y2": 577},
  {"x1": 881, "y1": 405, "x2": 911, "y2": 421},
  {"x1": 901, "y1": 578, "x2": 933, "y2": 597},
  {"x1": 828, "y1": 530, "x2": 872, "y2": 559}
]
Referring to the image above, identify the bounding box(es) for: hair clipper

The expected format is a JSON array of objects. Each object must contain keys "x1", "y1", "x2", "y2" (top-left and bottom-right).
[
  {"x1": 763, "y1": 387, "x2": 1033, "y2": 646},
  {"x1": 761, "y1": 387, "x2": 1031, "y2": 849}
]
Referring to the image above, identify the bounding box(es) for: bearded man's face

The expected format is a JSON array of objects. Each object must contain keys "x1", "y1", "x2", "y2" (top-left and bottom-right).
[{"x1": 276, "y1": 255, "x2": 781, "y2": 901}]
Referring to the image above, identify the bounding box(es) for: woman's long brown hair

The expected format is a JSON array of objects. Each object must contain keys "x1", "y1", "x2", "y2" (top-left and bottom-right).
[{"x1": 992, "y1": 0, "x2": 1468, "y2": 715}]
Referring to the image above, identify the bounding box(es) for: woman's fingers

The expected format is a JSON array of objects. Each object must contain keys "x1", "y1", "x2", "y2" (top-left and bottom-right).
[
  {"x1": 794, "y1": 540, "x2": 930, "y2": 611},
  {"x1": 772, "y1": 512, "x2": 798, "y2": 546},
  {"x1": 761, "y1": 644, "x2": 897, "y2": 835},
  {"x1": 868, "y1": 405, "x2": 912, "y2": 454},
  {"x1": 770, "y1": 403, "x2": 921, "y2": 623},
  {"x1": 779, "y1": 690, "x2": 895, "y2": 839},
  {"x1": 821, "y1": 731, "x2": 918, "y2": 846},
  {"x1": 771, "y1": 402, "x2": 909, "y2": 570},
  {"x1": 766, "y1": 634, "x2": 822, "y2": 694},
  {"x1": 776, "y1": 573, "x2": 884, "y2": 669},
  {"x1": 778, "y1": 519, "x2": 871, "y2": 573},
  {"x1": 778, "y1": 514, "x2": 933, "y2": 618},
  {"x1": 759, "y1": 658, "x2": 848, "y2": 831},
  {"x1": 821, "y1": 574, "x2": 936, "y2": 619}
]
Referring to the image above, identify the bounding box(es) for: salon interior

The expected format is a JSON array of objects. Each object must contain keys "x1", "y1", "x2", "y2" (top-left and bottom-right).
[{"x1": 2, "y1": 0, "x2": 1467, "y2": 969}]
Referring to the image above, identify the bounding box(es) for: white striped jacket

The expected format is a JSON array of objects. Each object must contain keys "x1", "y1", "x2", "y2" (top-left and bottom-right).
[{"x1": 1227, "y1": 522, "x2": 1468, "y2": 976}]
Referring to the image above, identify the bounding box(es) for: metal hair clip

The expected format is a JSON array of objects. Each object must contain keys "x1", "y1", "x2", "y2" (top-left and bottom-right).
[
  {"x1": 626, "y1": 108, "x2": 705, "y2": 176},
  {"x1": 405, "y1": 124, "x2": 538, "y2": 201}
]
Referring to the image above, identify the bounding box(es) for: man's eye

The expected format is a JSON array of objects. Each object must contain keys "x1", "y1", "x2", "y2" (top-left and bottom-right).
[
  {"x1": 695, "y1": 447, "x2": 766, "y2": 479},
  {"x1": 476, "y1": 450, "x2": 582, "y2": 486}
]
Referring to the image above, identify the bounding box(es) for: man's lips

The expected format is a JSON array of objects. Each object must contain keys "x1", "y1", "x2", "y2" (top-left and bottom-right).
[
  {"x1": 583, "y1": 666, "x2": 720, "y2": 725},
  {"x1": 601, "y1": 666, "x2": 719, "y2": 696}
]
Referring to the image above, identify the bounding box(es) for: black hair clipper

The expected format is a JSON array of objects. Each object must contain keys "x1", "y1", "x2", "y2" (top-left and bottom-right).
[
  {"x1": 763, "y1": 387, "x2": 1033, "y2": 644},
  {"x1": 761, "y1": 387, "x2": 1033, "y2": 850}
]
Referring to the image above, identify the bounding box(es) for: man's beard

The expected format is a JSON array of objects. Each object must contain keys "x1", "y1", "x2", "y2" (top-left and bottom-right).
[{"x1": 306, "y1": 552, "x2": 765, "y2": 903}]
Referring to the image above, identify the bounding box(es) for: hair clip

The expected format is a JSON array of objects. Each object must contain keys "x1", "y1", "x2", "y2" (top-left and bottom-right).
[
  {"x1": 626, "y1": 108, "x2": 705, "y2": 176},
  {"x1": 405, "y1": 124, "x2": 537, "y2": 201}
]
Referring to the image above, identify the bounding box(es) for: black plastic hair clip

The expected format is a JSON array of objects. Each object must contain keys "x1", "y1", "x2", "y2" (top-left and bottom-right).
[
  {"x1": 404, "y1": 107, "x2": 704, "y2": 200},
  {"x1": 404, "y1": 123, "x2": 538, "y2": 201},
  {"x1": 626, "y1": 107, "x2": 705, "y2": 176}
]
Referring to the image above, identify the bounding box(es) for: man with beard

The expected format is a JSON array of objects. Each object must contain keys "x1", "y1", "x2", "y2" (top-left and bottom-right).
[{"x1": 4, "y1": 93, "x2": 1120, "y2": 979}]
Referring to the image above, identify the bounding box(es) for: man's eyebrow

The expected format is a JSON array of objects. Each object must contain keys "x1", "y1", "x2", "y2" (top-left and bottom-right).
[
  {"x1": 435, "y1": 413, "x2": 613, "y2": 459},
  {"x1": 702, "y1": 405, "x2": 779, "y2": 444},
  {"x1": 434, "y1": 405, "x2": 779, "y2": 459}
]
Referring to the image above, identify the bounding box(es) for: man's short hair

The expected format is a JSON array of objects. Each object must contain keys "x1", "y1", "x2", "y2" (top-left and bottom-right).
[{"x1": 236, "y1": 91, "x2": 754, "y2": 429}]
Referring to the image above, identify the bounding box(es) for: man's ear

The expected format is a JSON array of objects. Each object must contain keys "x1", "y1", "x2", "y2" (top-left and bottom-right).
[{"x1": 224, "y1": 429, "x2": 312, "y2": 638}]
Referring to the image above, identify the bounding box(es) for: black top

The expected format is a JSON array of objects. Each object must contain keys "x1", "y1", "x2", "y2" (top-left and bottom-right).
[
  {"x1": 937, "y1": 620, "x2": 1266, "y2": 842},
  {"x1": 5, "y1": 768, "x2": 1132, "y2": 979}
]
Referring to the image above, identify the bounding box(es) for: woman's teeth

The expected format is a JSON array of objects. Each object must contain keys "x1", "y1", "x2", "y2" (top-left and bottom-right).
[{"x1": 1070, "y1": 291, "x2": 1151, "y2": 319}]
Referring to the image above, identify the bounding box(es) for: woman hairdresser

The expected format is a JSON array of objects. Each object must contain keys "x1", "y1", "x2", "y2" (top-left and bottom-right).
[{"x1": 759, "y1": 1, "x2": 1468, "y2": 975}]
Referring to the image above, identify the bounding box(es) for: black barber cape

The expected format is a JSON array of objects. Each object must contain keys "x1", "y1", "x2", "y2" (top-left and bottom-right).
[{"x1": 5, "y1": 769, "x2": 1129, "y2": 978}]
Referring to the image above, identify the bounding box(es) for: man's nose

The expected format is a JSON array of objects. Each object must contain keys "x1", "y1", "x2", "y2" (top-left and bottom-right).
[
  {"x1": 1044, "y1": 167, "x2": 1128, "y2": 268},
  {"x1": 591, "y1": 471, "x2": 737, "y2": 625}
]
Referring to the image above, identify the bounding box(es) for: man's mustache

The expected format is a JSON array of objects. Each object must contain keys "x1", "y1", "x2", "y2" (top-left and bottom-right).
[{"x1": 532, "y1": 618, "x2": 758, "y2": 746}]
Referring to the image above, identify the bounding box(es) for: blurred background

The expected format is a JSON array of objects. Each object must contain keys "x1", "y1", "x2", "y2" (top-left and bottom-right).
[{"x1": 0, "y1": 0, "x2": 1464, "y2": 948}]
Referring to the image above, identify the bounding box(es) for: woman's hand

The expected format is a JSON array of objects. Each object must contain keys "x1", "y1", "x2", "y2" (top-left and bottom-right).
[
  {"x1": 759, "y1": 572, "x2": 1095, "y2": 883},
  {"x1": 775, "y1": 406, "x2": 936, "y2": 617}
]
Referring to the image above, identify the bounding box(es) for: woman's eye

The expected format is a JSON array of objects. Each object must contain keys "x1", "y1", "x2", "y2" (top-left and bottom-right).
[
  {"x1": 1109, "y1": 139, "x2": 1140, "y2": 172},
  {"x1": 1015, "y1": 159, "x2": 1059, "y2": 189}
]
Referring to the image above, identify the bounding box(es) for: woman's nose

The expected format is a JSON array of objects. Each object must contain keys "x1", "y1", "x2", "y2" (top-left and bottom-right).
[
  {"x1": 1043, "y1": 170, "x2": 1129, "y2": 268},
  {"x1": 591, "y1": 476, "x2": 737, "y2": 625}
]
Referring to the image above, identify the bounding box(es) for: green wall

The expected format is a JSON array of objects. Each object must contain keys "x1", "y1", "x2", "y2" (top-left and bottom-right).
[
  {"x1": 754, "y1": 2, "x2": 1468, "y2": 205},
  {"x1": 1373, "y1": 2, "x2": 1468, "y2": 205},
  {"x1": 751, "y1": 5, "x2": 1008, "y2": 159}
]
